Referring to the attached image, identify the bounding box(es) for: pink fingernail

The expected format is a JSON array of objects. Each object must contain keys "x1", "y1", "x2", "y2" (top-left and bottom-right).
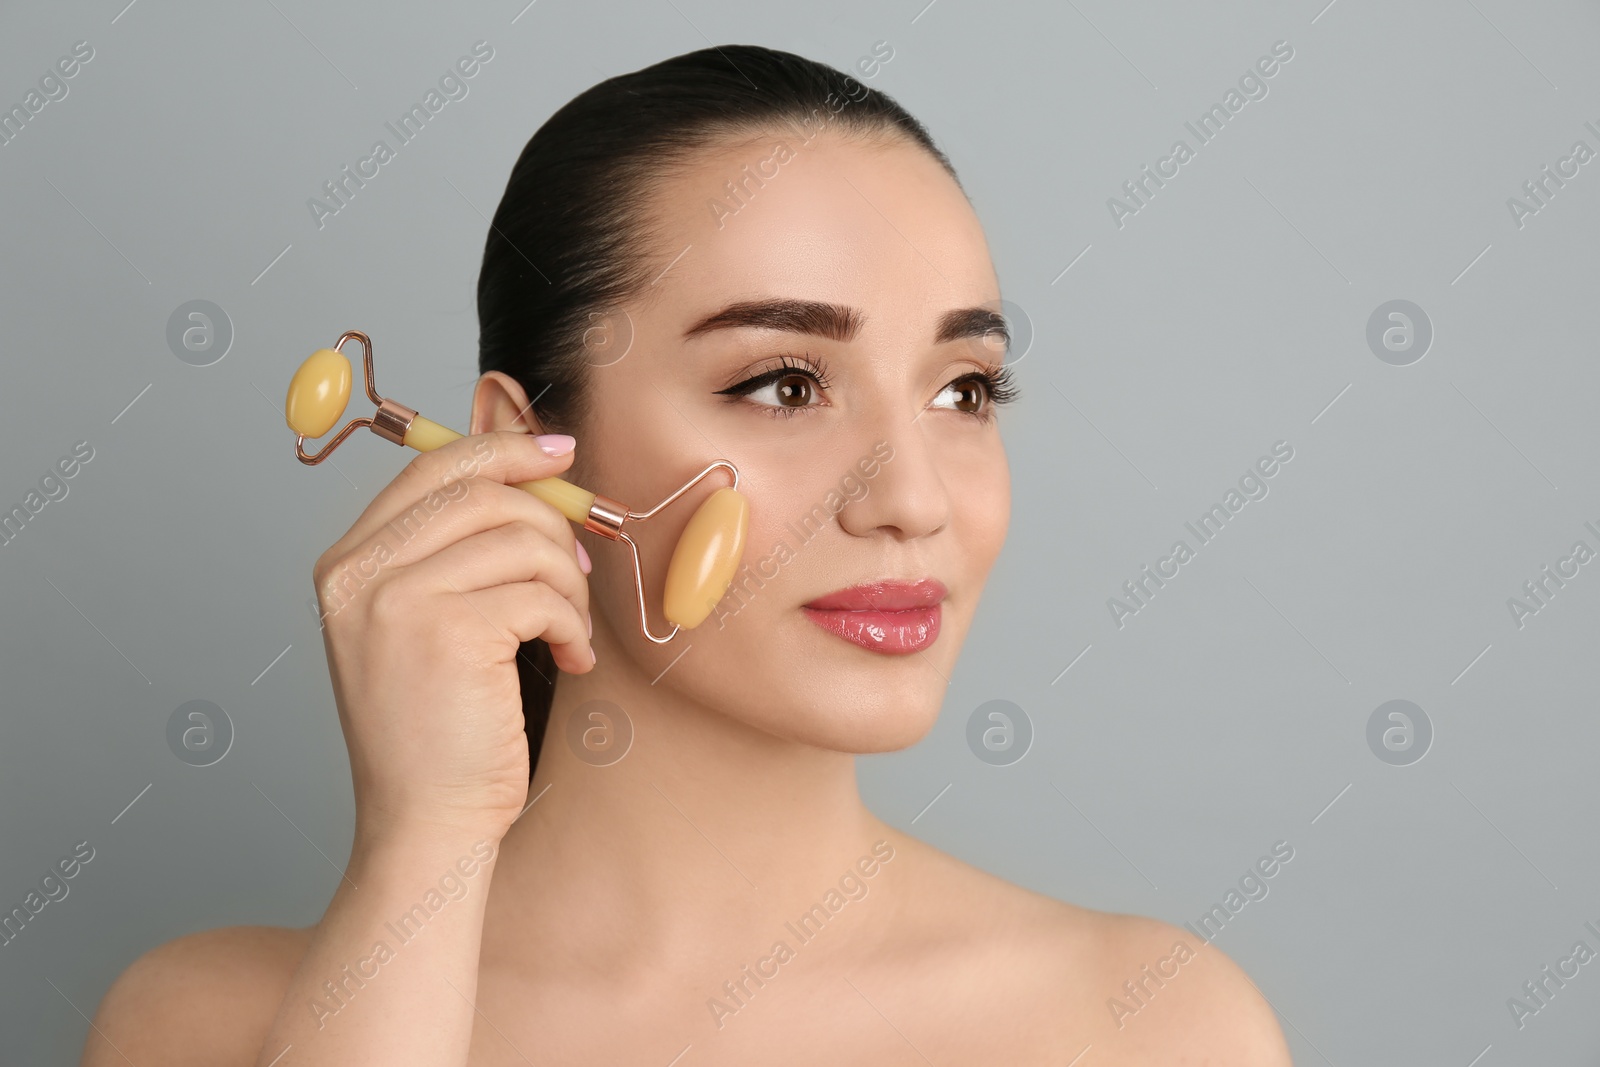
[
  {"x1": 537, "y1": 433, "x2": 576, "y2": 456},
  {"x1": 575, "y1": 541, "x2": 592, "y2": 574}
]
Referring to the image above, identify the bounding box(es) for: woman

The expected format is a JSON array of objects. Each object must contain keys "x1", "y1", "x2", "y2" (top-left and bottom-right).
[{"x1": 83, "y1": 44, "x2": 1291, "y2": 1065}]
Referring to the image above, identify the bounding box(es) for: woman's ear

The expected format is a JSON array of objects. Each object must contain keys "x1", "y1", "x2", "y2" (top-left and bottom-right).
[{"x1": 470, "y1": 371, "x2": 548, "y2": 436}]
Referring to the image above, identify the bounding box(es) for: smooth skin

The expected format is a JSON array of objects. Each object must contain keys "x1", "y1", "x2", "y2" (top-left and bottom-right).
[{"x1": 82, "y1": 130, "x2": 1292, "y2": 1065}]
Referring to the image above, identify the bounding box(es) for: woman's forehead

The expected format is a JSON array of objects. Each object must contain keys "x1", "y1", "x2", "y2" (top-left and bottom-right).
[{"x1": 640, "y1": 135, "x2": 998, "y2": 333}]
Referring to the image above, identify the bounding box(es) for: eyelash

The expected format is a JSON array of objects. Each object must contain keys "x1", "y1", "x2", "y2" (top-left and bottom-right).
[{"x1": 716, "y1": 352, "x2": 1019, "y2": 423}]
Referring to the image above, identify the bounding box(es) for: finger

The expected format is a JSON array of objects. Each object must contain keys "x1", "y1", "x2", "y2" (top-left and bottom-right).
[
  {"x1": 314, "y1": 484, "x2": 588, "y2": 627},
  {"x1": 320, "y1": 430, "x2": 575, "y2": 570},
  {"x1": 455, "y1": 582, "x2": 594, "y2": 675},
  {"x1": 344, "y1": 477, "x2": 580, "y2": 575},
  {"x1": 403, "y1": 520, "x2": 590, "y2": 621}
]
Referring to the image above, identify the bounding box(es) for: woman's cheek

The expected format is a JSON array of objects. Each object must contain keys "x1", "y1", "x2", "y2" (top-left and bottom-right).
[{"x1": 954, "y1": 444, "x2": 1010, "y2": 566}]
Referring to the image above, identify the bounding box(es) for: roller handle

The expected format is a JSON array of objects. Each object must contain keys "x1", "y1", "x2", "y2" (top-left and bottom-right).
[{"x1": 402, "y1": 416, "x2": 595, "y2": 526}]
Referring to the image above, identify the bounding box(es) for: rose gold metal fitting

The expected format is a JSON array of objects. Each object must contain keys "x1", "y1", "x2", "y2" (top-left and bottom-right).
[
  {"x1": 581, "y1": 461, "x2": 741, "y2": 644},
  {"x1": 295, "y1": 330, "x2": 416, "y2": 464}
]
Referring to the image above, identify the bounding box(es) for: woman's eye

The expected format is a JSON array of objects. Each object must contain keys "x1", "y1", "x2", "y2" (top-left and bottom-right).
[
  {"x1": 745, "y1": 372, "x2": 821, "y2": 410},
  {"x1": 931, "y1": 377, "x2": 988, "y2": 415}
]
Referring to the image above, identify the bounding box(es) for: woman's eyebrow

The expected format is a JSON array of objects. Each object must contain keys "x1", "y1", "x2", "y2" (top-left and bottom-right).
[
  {"x1": 936, "y1": 305, "x2": 1010, "y2": 350},
  {"x1": 682, "y1": 298, "x2": 861, "y2": 342},
  {"x1": 681, "y1": 297, "x2": 1008, "y2": 350}
]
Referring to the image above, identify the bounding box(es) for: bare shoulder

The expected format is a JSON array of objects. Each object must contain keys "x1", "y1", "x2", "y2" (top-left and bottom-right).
[
  {"x1": 881, "y1": 834, "x2": 1291, "y2": 1064},
  {"x1": 1093, "y1": 911, "x2": 1293, "y2": 1064},
  {"x1": 81, "y1": 924, "x2": 314, "y2": 1067}
]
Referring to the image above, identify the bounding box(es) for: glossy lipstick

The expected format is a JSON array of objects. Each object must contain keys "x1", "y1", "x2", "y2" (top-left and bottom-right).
[{"x1": 801, "y1": 579, "x2": 945, "y2": 654}]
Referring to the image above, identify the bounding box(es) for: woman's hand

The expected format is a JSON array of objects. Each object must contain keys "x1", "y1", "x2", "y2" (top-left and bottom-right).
[{"x1": 311, "y1": 430, "x2": 594, "y2": 846}]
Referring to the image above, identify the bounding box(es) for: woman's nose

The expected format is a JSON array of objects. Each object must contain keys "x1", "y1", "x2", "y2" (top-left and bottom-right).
[{"x1": 832, "y1": 427, "x2": 950, "y2": 542}]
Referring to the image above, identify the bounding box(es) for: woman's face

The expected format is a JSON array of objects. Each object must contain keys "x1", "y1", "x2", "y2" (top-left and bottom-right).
[{"x1": 494, "y1": 130, "x2": 1011, "y2": 754}]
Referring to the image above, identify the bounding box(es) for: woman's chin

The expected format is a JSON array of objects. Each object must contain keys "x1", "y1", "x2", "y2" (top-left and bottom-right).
[{"x1": 744, "y1": 698, "x2": 943, "y2": 756}]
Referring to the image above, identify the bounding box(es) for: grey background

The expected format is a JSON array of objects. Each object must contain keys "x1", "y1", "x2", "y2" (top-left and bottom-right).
[{"x1": 2, "y1": 0, "x2": 1598, "y2": 1063}]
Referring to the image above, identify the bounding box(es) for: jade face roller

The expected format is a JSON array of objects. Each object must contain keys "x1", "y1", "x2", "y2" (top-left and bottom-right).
[{"x1": 285, "y1": 330, "x2": 749, "y2": 644}]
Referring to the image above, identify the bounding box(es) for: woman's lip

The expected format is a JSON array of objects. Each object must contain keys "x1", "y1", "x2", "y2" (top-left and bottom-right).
[
  {"x1": 801, "y1": 604, "x2": 941, "y2": 654},
  {"x1": 802, "y1": 578, "x2": 947, "y2": 612}
]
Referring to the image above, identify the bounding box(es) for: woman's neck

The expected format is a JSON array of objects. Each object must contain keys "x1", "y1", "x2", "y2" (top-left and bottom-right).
[{"x1": 481, "y1": 658, "x2": 897, "y2": 982}]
